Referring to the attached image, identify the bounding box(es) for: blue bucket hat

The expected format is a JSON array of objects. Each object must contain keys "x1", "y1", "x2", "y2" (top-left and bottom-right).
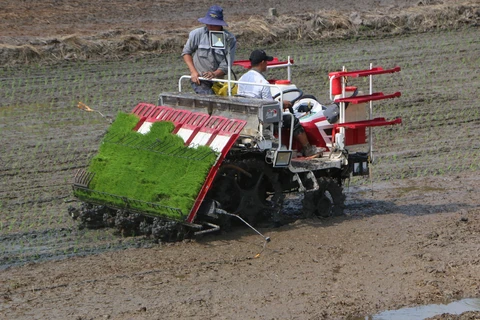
[{"x1": 198, "y1": 5, "x2": 228, "y2": 26}]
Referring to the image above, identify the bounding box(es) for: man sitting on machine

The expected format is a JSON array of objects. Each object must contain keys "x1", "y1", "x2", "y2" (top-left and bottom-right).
[{"x1": 237, "y1": 49, "x2": 321, "y2": 158}]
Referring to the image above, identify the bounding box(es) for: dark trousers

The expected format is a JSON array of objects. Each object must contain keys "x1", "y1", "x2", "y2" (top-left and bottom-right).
[{"x1": 191, "y1": 80, "x2": 214, "y2": 95}]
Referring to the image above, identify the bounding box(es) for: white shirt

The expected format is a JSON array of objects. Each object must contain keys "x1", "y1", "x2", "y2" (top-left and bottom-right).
[{"x1": 237, "y1": 69, "x2": 273, "y2": 100}]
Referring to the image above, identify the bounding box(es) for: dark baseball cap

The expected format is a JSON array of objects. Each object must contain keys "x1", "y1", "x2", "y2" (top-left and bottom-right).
[{"x1": 249, "y1": 49, "x2": 274, "y2": 65}]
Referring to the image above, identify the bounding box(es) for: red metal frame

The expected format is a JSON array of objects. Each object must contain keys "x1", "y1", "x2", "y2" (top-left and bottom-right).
[
  {"x1": 335, "y1": 92, "x2": 401, "y2": 104},
  {"x1": 206, "y1": 118, "x2": 244, "y2": 146},
  {"x1": 147, "y1": 106, "x2": 175, "y2": 122},
  {"x1": 186, "y1": 118, "x2": 247, "y2": 223},
  {"x1": 188, "y1": 116, "x2": 230, "y2": 147},
  {"x1": 329, "y1": 65, "x2": 402, "y2": 145},
  {"x1": 332, "y1": 117, "x2": 402, "y2": 144},
  {"x1": 131, "y1": 103, "x2": 157, "y2": 131},
  {"x1": 131, "y1": 103, "x2": 156, "y2": 117},
  {"x1": 233, "y1": 57, "x2": 294, "y2": 69},
  {"x1": 173, "y1": 112, "x2": 210, "y2": 145},
  {"x1": 332, "y1": 66, "x2": 401, "y2": 79}
]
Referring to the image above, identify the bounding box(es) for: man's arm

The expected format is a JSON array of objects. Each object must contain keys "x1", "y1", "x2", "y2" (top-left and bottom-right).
[
  {"x1": 183, "y1": 54, "x2": 201, "y2": 84},
  {"x1": 261, "y1": 79, "x2": 292, "y2": 110},
  {"x1": 182, "y1": 28, "x2": 205, "y2": 84},
  {"x1": 202, "y1": 68, "x2": 224, "y2": 80}
]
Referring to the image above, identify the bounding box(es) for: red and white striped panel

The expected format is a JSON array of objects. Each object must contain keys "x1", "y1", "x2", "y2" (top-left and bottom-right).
[
  {"x1": 209, "y1": 118, "x2": 246, "y2": 152},
  {"x1": 131, "y1": 103, "x2": 156, "y2": 118},
  {"x1": 132, "y1": 107, "x2": 246, "y2": 153},
  {"x1": 173, "y1": 112, "x2": 210, "y2": 145},
  {"x1": 137, "y1": 106, "x2": 175, "y2": 134},
  {"x1": 164, "y1": 109, "x2": 192, "y2": 126},
  {"x1": 188, "y1": 116, "x2": 230, "y2": 148},
  {"x1": 148, "y1": 106, "x2": 175, "y2": 121}
]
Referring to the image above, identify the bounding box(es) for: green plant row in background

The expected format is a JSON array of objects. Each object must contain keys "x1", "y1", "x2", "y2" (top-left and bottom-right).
[{"x1": 73, "y1": 113, "x2": 218, "y2": 221}]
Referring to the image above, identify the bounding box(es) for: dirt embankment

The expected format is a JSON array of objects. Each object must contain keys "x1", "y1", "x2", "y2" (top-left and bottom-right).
[{"x1": 0, "y1": 0, "x2": 478, "y2": 65}]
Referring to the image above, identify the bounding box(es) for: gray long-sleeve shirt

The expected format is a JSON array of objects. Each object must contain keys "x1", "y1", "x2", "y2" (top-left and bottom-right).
[{"x1": 182, "y1": 26, "x2": 236, "y2": 76}]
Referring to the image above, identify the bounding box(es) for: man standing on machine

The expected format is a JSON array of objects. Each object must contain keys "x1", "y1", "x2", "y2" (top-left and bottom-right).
[{"x1": 182, "y1": 5, "x2": 237, "y2": 95}]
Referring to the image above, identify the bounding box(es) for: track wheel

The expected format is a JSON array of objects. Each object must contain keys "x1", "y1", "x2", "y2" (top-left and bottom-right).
[
  {"x1": 233, "y1": 171, "x2": 271, "y2": 224},
  {"x1": 210, "y1": 160, "x2": 271, "y2": 226},
  {"x1": 302, "y1": 177, "x2": 345, "y2": 218}
]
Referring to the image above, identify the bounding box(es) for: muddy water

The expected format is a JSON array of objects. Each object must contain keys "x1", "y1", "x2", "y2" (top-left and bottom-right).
[
  {"x1": 369, "y1": 298, "x2": 480, "y2": 319},
  {"x1": 0, "y1": 228, "x2": 150, "y2": 270},
  {"x1": 1, "y1": 28, "x2": 479, "y2": 270}
]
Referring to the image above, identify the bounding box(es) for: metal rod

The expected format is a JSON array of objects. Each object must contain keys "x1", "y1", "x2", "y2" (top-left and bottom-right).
[
  {"x1": 216, "y1": 209, "x2": 271, "y2": 242},
  {"x1": 194, "y1": 222, "x2": 220, "y2": 235},
  {"x1": 369, "y1": 63, "x2": 374, "y2": 163}
]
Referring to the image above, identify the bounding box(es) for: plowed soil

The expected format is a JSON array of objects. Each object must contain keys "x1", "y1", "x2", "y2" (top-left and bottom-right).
[{"x1": 1, "y1": 1, "x2": 480, "y2": 319}]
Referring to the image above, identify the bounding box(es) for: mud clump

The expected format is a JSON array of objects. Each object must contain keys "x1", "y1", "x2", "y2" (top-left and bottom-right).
[{"x1": 70, "y1": 203, "x2": 188, "y2": 242}]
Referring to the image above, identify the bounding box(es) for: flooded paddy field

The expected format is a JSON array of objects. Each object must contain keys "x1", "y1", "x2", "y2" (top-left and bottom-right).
[{"x1": 1, "y1": 0, "x2": 479, "y2": 319}]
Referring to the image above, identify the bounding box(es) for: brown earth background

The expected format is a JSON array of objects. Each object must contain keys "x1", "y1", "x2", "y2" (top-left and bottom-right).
[{"x1": 1, "y1": 0, "x2": 480, "y2": 319}]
